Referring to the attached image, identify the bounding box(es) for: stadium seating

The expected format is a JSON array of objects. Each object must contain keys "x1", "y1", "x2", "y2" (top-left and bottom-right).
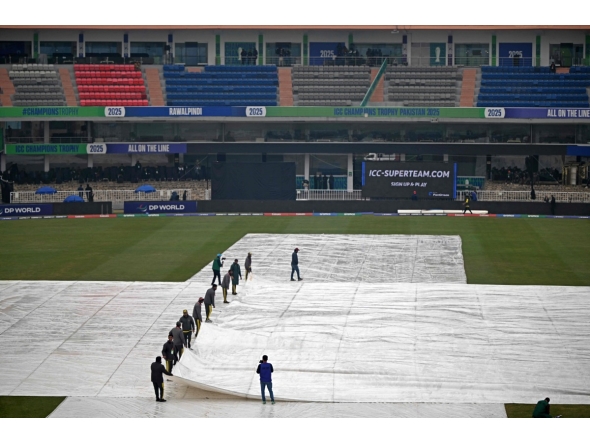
[
  {"x1": 74, "y1": 64, "x2": 149, "y2": 106},
  {"x1": 385, "y1": 66, "x2": 459, "y2": 107},
  {"x1": 292, "y1": 65, "x2": 371, "y2": 106},
  {"x1": 9, "y1": 64, "x2": 68, "y2": 106},
  {"x1": 477, "y1": 66, "x2": 590, "y2": 107},
  {"x1": 164, "y1": 65, "x2": 278, "y2": 106}
]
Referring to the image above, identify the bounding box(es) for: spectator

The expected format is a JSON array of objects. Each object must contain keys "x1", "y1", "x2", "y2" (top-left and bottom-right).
[
  {"x1": 329, "y1": 174, "x2": 334, "y2": 190},
  {"x1": 411, "y1": 190, "x2": 418, "y2": 201},
  {"x1": 85, "y1": 183, "x2": 94, "y2": 202},
  {"x1": 78, "y1": 184, "x2": 84, "y2": 199},
  {"x1": 241, "y1": 48, "x2": 247, "y2": 65},
  {"x1": 182, "y1": 190, "x2": 187, "y2": 201},
  {"x1": 550, "y1": 61, "x2": 556, "y2": 74},
  {"x1": 252, "y1": 46, "x2": 258, "y2": 65}
]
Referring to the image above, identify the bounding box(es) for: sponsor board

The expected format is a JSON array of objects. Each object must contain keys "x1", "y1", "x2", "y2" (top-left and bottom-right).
[
  {"x1": 123, "y1": 201, "x2": 197, "y2": 214},
  {"x1": 0, "y1": 204, "x2": 53, "y2": 216}
]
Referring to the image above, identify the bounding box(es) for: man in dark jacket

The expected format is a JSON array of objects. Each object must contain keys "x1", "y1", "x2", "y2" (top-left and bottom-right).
[
  {"x1": 291, "y1": 248, "x2": 302, "y2": 281},
  {"x1": 532, "y1": 397, "x2": 552, "y2": 418},
  {"x1": 162, "y1": 334, "x2": 176, "y2": 373},
  {"x1": 211, "y1": 254, "x2": 224, "y2": 285},
  {"x1": 193, "y1": 297, "x2": 204, "y2": 338},
  {"x1": 245, "y1": 253, "x2": 252, "y2": 280},
  {"x1": 151, "y1": 356, "x2": 172, "y2": 402},
  {"x1": 204, "y1": 284, "x2": 217, "y2": 323},
  {"x1": 169, "y1": 322, "x2": 185, "y2": 362},
  {"x1": 256, "y1": 354, "x2": 275, "y2": 405},
  {"x1": 230, "y1": 259, "x2": 242, "y2": 295},
  {"x1": 179, "y1": 309, "x2": 195, "y2": 349},
  {"x1": 221, "y1": 269, "x2": 232, "y2": 303}
]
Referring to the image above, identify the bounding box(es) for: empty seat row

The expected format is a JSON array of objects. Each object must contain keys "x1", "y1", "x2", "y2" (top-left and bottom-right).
[
  {"x1": 481, "y1": 79, "x2": 590, "y2": 86},
  {"x1": 12, "y1": 79, "x2": 59, "y2": 86},
  {"x1": 297, "y1": 100, "x2": 352, "y2": 106},
  {"x1": 163, "y1": 72, "x2": 277, "y2": 79},
  {"x1": 293, "y1": 73, "x2": 369, "y2": 80},
  {"x1": 389, "y1": 93, "x2": 456, "y2": 99},
  {"x1": 385, "y1": 72, "x2": 458, "y2": 80},
  {"x1": 78, "y1": 85, "x2": 146, "y2": 92},
  {"x1": 76, "y1": 78, "x2": 145, "y2": 85},
  {"x1": 389, "y1": 87, "x2": 456, "y2": 93},
  {"x1": 293, "y1": 79, "x2": 371, "y2": 86},
  {"x1": 480, "y1": 86, "x2": 587, "y2": 94},
  {"x1": 297, "y1": 93, "x2": 365, "y2": 100},
  {"x1": 80, "y1": 100, "x2": 149, "y2": 106},
  {"x1": 16, "y1": 85, "x2": 62, "y2": 92},
  {"x1": 9, "y1": 71, "x2": 57, "y2": 77},
  {"x1": 293, "y1": 66, "x2": 370, "y2": 72},
  {"x1": 479, "y1": 93, "x2": 586, "y2": 100},
  {"x1": 75, "y1": 71, "x2": 143, "y2": 78},
  {"x1": 483, "y1": 73, "x2": 590, "y2": 80},
  {"x1": 11, "y1": 64, "x2": 56, "y2": 71},
  {"x1": 203, "y1": 65, "x2": 277, "y2": 72},
  {"x1": 481, "y1": 66, "x2": 551, "y2": 72},
  {"x1": 79, "y1": 92, "x2": 147, "y2": 99},
  {"x1": 14, "y1": 92, "x2": 64, "y2": 97},
  {"x1": 167, "y1": 93, "x2": 277, "y2": 100},
  {"x1": 404, "y1": 101, "x2": 455, "y2": 107},
  {"x1": 166, "y1": 85, "x2": 276, "y2": 93},
  {"x1": 390, "y1": 78, "x2": 457, "y2": 86},
  {"x1": 477, "y1": 101, "x2": 589, "y2": 107},
  {"x1": 13, "y1": 100, "x2": 66, "y2": 106},
  {"x1": 166, "y1": 79, "x2": 278, "y2": 86},
  {"x1": 167, "y1": 100, "x2": 277, "y2": 106},
  {"x1": 74, "y1": 64, "x2": 136, "y2": 71},
  {"x1": 294, "y1": 86, "x2": 367, "y2": 93}
]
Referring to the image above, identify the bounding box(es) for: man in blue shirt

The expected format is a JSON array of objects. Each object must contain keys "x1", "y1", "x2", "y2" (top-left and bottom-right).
[{"x1": 256, "y1": 355, "x2": 275, "y2": 405}]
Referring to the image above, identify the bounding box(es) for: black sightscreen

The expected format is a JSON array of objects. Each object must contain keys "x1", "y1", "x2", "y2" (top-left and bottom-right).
[{"x1": 211, "y1": 162, "x2": 296, "y2": 200}]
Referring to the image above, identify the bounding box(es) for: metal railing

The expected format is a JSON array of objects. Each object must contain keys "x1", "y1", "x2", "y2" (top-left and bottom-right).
[
  {"x1": 457, "y1": 190, "x2": 590, "y2": 203},
  {"x1": 10, "y1": 189, "x2": 193, "y2": 204},
  {"x1": 296, "y1": 190, "x2": 361, "y2": 200}
]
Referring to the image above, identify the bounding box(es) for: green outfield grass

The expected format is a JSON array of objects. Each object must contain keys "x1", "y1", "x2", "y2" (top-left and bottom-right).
[
  {"x1": 0, "y1": 216, "x2": 589, "y2": 285},
  {"x1": 0, "y1": 396, "x2": 65, "y2": 418},
  {"x1": 505, "y1": 403, "x2": 590, "y2": 418}
]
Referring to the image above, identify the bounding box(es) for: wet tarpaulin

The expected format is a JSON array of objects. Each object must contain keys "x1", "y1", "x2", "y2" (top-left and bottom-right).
[{"x1": 1, "y1": 234, "x2": 590, "y2": 417}]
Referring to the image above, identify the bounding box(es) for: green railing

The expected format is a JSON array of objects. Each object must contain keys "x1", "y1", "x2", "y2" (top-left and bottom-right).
[{"x1": 360, "y1": 58, "x2": 388, "y2": 107}]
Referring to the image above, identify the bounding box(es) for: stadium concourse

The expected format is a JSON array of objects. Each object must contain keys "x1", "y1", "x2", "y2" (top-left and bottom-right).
[{"x1": 1, "y1": 234, "x2": 589, "y2": 418}]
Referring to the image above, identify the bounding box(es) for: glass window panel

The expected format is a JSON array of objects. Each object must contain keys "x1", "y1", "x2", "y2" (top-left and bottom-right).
[
  {"x1": 175, "y1": 42, "x2": 208, "y2": 65},
  {"x1": 225, "y1": 42, "x2": 257, "y2": 65},
  {"x1": 85, "y1": 42, "x2": 122, "y2": 55},
  {"x1": 455, "y1": 44, "x2": 490, "y2": 66},
  {"x1": 265, "y1": 43, "x2": 301, "y2": 66}
]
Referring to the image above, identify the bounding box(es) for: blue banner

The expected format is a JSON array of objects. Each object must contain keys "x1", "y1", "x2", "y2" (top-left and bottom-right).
[
  {"x1": 566, "y1": 145, "x2": 590, "y2": 156},
  {"x1": 309, "y1": 42, "x2": 345, "y2": 65},
  {"x1": 123, "y1": 106, "x2": 246, "y2": 118},
  {"x1": 504, "y1": 108, "x2": 590, "y2": 119},
  {"x1": 107, "y1": 143, "x2": 187, "y2": 154},
  {"x1": 498, "y1": 43, "x2": 533, "y2": 66},
  {"x1": 124, "y1": 201, "x2": 197, "y2": 214},
  {"x1": 0, "y1": 204, "x2": 53, "y2": 216}
]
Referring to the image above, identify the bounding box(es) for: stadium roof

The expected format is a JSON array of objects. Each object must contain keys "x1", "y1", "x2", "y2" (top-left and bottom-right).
[{"x1": 1, "y1": 25, "x2": 589, "y2": 30}]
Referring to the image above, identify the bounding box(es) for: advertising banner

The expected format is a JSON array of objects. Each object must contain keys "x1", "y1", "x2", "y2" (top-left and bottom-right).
[
  {"x1": 430, "y1": 43, "x2": 446, "y2": 66},
  {"x1": 504, "y1": 108, "x2": 590, "y2": 119},
  {"x1": 498, "y1": 43, "x2": 533, "y2": 66},
  {"x1": 122, "y1": 106, "x2": 246, "y2": 118},
  {"x1": 309, "y1": 42, "x2": 345, "y2": 65},
  {"x1": 106, "y1": 143, "x2": 187, "y2": 154},
  {"x1": 361, "y1": 161, "x2": 457, "y2": 199},
  {"x1": 124, "y1": 201, "x2": 197, "y2": 214},
  {"x1": 0, "y1": 107, "x2": 105, "y2": 118},
  {"x1": 265, "y1": 106, "x2": 484, "y2": 118},
  {"x1": 0, "y1": 204, "x2": 53, "y2": 216},
  {"x1": 5, "y1": 144, "x2": 88, "y2": 155}
]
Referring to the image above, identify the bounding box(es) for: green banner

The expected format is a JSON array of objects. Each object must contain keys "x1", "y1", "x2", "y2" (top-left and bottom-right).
[
  {"x1": 6, "y1": 144, "x2": 88, "y2": 155},
  {"x1": 430, "y1": 43, "x2": 446, "y2": 66},
  {"x1": 265, "y1": 107, "x2": 485, "y2": 119},
  {"x1": 0, "y1": 107, "x2": 105, "y2": 118}
]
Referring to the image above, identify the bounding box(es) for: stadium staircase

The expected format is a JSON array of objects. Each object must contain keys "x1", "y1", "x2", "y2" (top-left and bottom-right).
[
  {"x1": 59, "y1": 68, "x2": 78, "y2": 106},
  {"x1": 144, "y1": 67, "x2": 165, "y2": 106},
  {"x1": 278, "y1": 67, "x2": 293, "y2": 106},
  {"x1": 385, "y1": 66, "x2": 459, "y2": 107},
  {"x1": 76, "y1": 64, "x2": 148, "y2": 106},
  {"x1": 459, "y1": 68, "x2": 477, "y2": 107},
  {"x1": 477, "y1": 66, "x2": 590, "y2": 107},
  {"x1": 0, "y1": 68, "x2": 15, "y2": 106},
  {"x1": 292, "y1": 65, "x2": 371, "y2": 106},
  {"x1": 369, "y1": 67, "x2": 384, "y2": 102},
  {"x1": 164, "y1": 65, "x2": 278, "y2": 106}
]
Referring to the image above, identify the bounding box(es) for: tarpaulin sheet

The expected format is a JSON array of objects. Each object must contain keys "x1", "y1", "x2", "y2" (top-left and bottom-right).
[{"x1": 1, "y1": 234, "x2": 590, "y2": 418}]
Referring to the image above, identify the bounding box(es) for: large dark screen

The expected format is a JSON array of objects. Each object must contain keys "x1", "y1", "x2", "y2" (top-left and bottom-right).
[
  {"x1": 212, "y1": 162, "x2": 296, "y2": 200},
  {"x1": 362, "y1": 161, "x2": 457, "y2": 199}
]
